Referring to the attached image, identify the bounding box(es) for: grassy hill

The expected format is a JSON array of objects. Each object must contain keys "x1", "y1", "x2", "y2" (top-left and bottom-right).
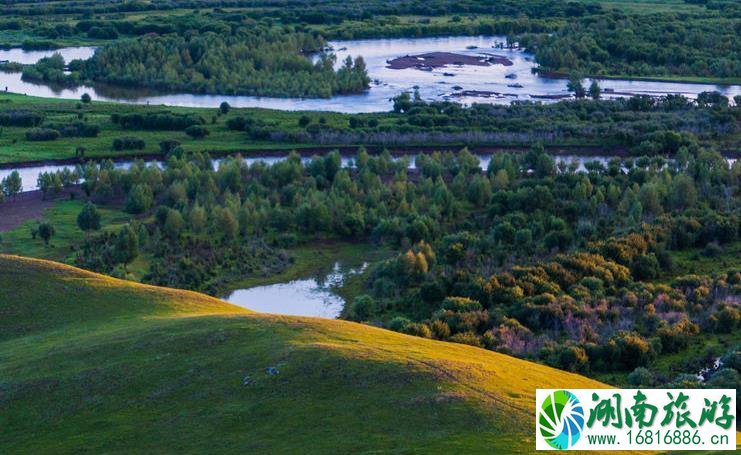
[{"x1": 0, "y1": 255, "x2": 660, "y2": 453}]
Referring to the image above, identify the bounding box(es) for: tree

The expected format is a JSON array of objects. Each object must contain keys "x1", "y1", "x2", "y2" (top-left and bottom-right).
[
  {"x1": 217, "y1": 208, "x2": 239, "y2": 242},
  {"x1": 114, "y1": 224, "x2": 139, "y2": 267},
  {"x1": 125, "y1": 184, "x2": 154, "y2": 214},
  {"x1": 81, "y1": 93, "x2": 91, "y2": 103},
  {"x1": 163, "y1": 209, "x2": 185, "y2": 238},
  {"x1": 77, "y1": 202, "x2": 101, "y2": 235},
  {"x1": 37, "y1": 222, "x2": 55, "y2": 245},
  {"x1": 349, "y1": 295, "x2": 375, "y2": 321},
  {"x1": 2, "y1": 170, "x2": 22, "y2": 200},
  {"x1": 219, "y1": 101, "x2": 230, "y2": 114},
  {"x1": 567, "y1": 74, "x2": 586, "y2": 98},
  {"x1": 588, "y1": 80, "x2": 601, "y2": 100}
]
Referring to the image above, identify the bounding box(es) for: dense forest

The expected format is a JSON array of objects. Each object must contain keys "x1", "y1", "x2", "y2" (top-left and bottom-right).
[
  {"x1": 21, "y1": 26, "x2": 370, "y2": 98},
  {"x1": 74, "y1": 31, "x2": 370, "y2": 98},
  {"x1": 527, "y1": 12, "x2": 740, "y2": 80},
  {"x1": 7, "y1": 0, "x2": 740, "y2": 97},
  {"x1": 22, "y1": 142, "x2": 739, "y2": 387}
]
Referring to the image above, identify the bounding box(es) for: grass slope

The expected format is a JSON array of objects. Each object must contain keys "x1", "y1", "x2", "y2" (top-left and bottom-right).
[{"x1": 0, "y1": 255, "x2": 659, "y2": 454}]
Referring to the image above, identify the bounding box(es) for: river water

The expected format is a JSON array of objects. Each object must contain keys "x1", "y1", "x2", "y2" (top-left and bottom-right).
[{"x1": 0, "y1": 37, "x2": 738, "y2": 112}]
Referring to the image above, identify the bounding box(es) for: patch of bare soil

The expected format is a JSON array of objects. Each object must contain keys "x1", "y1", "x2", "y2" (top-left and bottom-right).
[
  {"x1": 0, "y1": 189, "x2": 78, "y2": 232},
  {"x1": 386, "y1": 52, "x2": 512, "y2": 70}
]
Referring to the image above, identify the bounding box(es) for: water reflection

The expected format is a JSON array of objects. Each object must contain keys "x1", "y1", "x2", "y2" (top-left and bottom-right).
[
  {"x1": 0, "y1": 37, "x2": 737, "y2": 112},
  {"x1": 224, "y1": 261, "x2": 368, "y2": 318}
]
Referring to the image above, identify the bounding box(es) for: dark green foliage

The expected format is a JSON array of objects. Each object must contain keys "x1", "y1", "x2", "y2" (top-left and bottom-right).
[
  {"x1": 76, "y1": 32, "x2": 369, "y2": 98},
  {"x1": 0, "y1": 110, "x2": 44, "y2": 127},
  {"x1": 77, "y1": 202, "x2": 101, "y2": 233},
  {"x1": 113, "y1": 112, "x2": 203, "y2": 131},
  {"x1": 113, "y1": 136, "x2": 145, "y2": 150},
  {"x1": 37, "y1": 222, "x2": 55, "y2": 246},
  {"x1": 530, "y1": 11, "x2": 741, "y2": 80},
  {"x1": 1, "y1": 170, "x2": 22, "y2": 200},
  {"x1": 185, "y1": 125, "x2": 209, "y2": 139},
  {"x1": 125, "y1": 184, "x2": 154, "y2": 214},
  {"x1": 25, "y1": 127, "x2": 60, "y2": 141}
]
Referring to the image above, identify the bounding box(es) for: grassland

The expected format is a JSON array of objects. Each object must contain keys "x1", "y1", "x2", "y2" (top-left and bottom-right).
[
  {"x1": 0, "y1": 254, "x2": 622, "y2": 453},
  {"x1": 0, "y1": 197, "x2": 140, "y2": 259},
  {"x1": 0, "y1": 93, "x2": 352, "y2": 165},
  {"x1": 664, "y1": 241, "x2": 741, "y2": 281}
]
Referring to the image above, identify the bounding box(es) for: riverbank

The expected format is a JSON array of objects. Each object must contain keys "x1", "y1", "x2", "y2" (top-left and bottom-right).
[
  {"x1": 2, "y1": 36, "x2": 738, "y2": 114},
  {"x1": 538, "y1": 70, "x2": 741, "y2": 87}
]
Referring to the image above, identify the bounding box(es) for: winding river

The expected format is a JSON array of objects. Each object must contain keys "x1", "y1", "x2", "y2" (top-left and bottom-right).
[{"x1": 1, "y1": 36, "x2": 738, "y2": 112}]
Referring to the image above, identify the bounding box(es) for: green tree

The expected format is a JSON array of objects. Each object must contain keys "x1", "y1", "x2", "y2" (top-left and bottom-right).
[
  {"x1": 81, "y1": 93, "x2": 91, "y2": 103},
  {"x1": 114, "y1": 224, "x2": 139, "y2": 267},
  {"x1": 77, "y1": 202, "x2": 101, "y2": 235},
  {"x1": 37, "y1": 222, "x2": 55, "y2": 246},
  {"x1": 219, "y1": 101, "x2": 230, "y2": 114},
  {"x1": 214, "y1": 208, "x2": 239, "y2": 242},
  {"x1": 588, "y1": 80, "x2": 601, "y2": 100},
  {"x1": 567, "y1": 74, "x2": 586, "y2": 98},
  {"x1": 2, "y1": 170, "x2": 22, "y2": 200},
  {"x1": 164, "y1": 209, "x2": 185, "y2": 239},
  {"x1": 125, "y1": 184, "x2": 154, "y2": 214}
]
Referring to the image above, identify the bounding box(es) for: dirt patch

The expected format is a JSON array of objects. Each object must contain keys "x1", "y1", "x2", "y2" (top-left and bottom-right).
[
  {"x1": 386, "y1": 52, "x2": 512, "y2": 70},
  {"x1": 0, "y1": 188, "x2": 78, "y2": 232}
]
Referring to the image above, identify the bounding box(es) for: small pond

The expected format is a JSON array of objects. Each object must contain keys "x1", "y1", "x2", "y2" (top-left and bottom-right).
[{"x1": 224, "y1": 261, "x2": 368, "y2": 318}]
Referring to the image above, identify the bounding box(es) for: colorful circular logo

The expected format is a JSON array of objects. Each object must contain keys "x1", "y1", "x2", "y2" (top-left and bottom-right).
[{"x1": 538, "y1": 390, "x2": 585, "y2": 450}]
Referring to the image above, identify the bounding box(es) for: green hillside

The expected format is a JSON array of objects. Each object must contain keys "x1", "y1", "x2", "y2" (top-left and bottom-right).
[{"x1": 0, "y1": 254, "x2": 629, "y2": 454}]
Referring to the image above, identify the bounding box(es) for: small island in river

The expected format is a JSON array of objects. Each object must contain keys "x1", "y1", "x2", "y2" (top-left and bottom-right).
[{"x1": 386, "y1": 51, "x2": 512, "y2": 70}]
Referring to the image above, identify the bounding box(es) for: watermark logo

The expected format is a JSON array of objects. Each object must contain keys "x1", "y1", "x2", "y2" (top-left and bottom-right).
[
  {"x1": 538, "y1": 390, "x2": 585, "y2": 450},
  {"x1": 536, "y1": 389, "x2": 735, "y2": 451}
]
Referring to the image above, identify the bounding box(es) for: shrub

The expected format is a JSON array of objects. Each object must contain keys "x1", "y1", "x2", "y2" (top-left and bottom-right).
[
  {"x1": 388, "y1": 316, "x2": 411, "y2": 332},
  {"x1": 349, "y1": 295, "x2": 375, "y2": 321},
  {"x1": 441, "y1": 296, "x2": 483, "y2": 312},
  {"x1": 113, "y1": 136, "x2": 145, "y2": 151},
  {"x1": 449, "y1": 331, "x2": 483, "y2": 348},
  {"x1": 430, "y1": 320, "x2": 451, "y2": 340},
  {"x1": 554, "y1": 344, "x2": 589, "y2": 372},
  {"x1": 402, "y1": 322, "x2": 432, "y2": 338},
  {"x1": 117, "y1": 112, "x2": 203, "y2": 130},
  {"x1": 627, "y1": 367, "x2": 654, "y2": 386},
  {"x1": 25, "y1": 127, "x2": 59, "y2": 141},
  {"x1": 0, "y1": 110, "x2": 44, "y2": 127},
  {"x1": 159, "y1": 140, "x2": 181, "y2": 155},
  {"x1": 703, "y1": 242, "x2": 723, "y2": 257},
  {"x1": 185, "y1": 125, "x2": 210, "y2": 139}
]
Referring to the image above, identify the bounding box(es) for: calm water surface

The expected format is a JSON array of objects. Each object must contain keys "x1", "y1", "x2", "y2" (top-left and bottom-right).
[
  {"x1": 0, "y1": 37, "x2": 737, "y2": 112},
  {"x1": 224, "y1": 261, "x2": 368, "y2": 318}
]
